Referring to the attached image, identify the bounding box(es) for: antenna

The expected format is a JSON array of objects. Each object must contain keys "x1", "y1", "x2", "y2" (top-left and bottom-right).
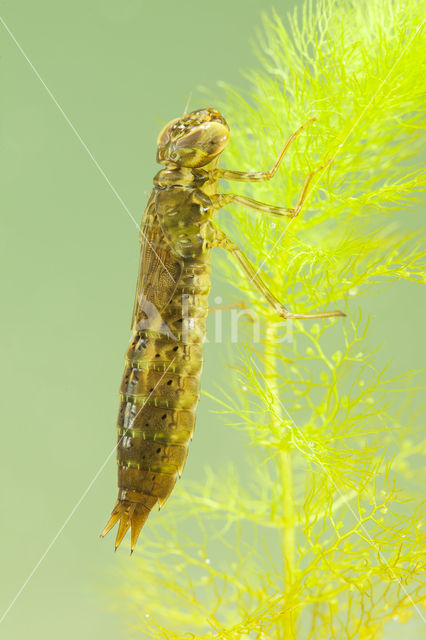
[{"x1": 183, "y1": 91, "x2": 192, "y2": 116}]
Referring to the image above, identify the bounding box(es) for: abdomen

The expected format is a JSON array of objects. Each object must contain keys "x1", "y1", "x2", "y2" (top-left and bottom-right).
[{"x1": 101, "y1": 258, "x2": 211, "y2": 551}]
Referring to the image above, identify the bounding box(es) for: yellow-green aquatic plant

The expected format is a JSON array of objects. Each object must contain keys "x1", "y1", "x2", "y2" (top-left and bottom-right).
[{"x1": 114, "y1": 0, "x2": 425, "y2": 637}]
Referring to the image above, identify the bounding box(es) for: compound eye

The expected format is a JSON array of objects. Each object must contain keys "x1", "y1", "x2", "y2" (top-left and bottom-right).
[{"x1": 175, "y1": 122, "x2": 229, "y2": 154}]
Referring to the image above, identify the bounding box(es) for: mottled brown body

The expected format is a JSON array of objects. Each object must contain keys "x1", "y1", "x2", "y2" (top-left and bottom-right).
[
  {"x1": 101, "y1": 108, "x2": 345, "y2": 551},
  {"x1": 101, "y1": 109, "x2": 227, "y2": 551}
]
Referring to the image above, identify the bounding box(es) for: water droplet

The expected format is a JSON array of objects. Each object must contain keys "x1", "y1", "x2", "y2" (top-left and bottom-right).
[
  {"x1": 242, "y1": 385, "x2": 248, "y2": 391},
  {"x1": 205, "y1": 558, "x2": 211, "y2": 565}
]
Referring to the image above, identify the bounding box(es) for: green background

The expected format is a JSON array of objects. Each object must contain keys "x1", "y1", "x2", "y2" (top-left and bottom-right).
[{"x1": 0, "y1": 1, "x2": 424, "y2": 638}]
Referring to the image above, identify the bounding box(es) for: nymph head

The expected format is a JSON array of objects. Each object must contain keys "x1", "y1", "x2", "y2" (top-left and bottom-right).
[{"x1": 156, "y1": 108, "x2": 229, "y2": 168}]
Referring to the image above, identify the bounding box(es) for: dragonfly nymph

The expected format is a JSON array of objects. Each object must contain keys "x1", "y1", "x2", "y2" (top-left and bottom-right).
[{"x1": 101, "y1": 107, "x2": 344, "y2": 552}]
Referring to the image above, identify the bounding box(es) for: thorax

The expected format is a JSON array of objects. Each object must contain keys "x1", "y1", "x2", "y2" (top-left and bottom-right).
[
  {"x1": 151, "y1": 158, "x2": 221, "y2": 260},
  {"x1": 153, "y1": 156, "x2": 221, "y2": 199}
]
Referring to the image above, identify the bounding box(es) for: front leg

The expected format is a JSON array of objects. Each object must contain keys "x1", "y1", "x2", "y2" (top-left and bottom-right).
[
  {"x1": 210, "y1": 117, "x2": 317, "y2": 183},
  {"x1": 213, "y1": 228, "x2": 345, "y2": 320},
  {"x1": 211, "y1": 159, "x2": 331, "y2": 220}
]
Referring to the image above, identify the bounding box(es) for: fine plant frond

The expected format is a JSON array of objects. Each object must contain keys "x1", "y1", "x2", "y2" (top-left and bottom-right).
[{"x1": 114, "y1": 1, "x2": 425, "y2": 638}]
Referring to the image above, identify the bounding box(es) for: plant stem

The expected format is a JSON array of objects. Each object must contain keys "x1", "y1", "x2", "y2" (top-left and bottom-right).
[{"x1": 265, "y1": 322, "x2": 297, "y2": 639}]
